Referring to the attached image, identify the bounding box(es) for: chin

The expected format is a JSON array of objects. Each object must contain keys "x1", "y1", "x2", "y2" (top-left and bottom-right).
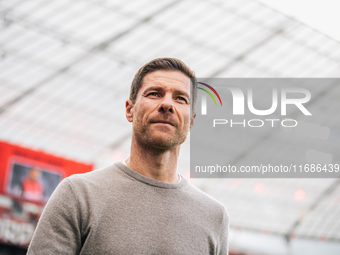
[
  {"x1": 134, "y1": 129, "x2": 188, "y2": 150},
  {"x1": 149, "y1": 136, "x2": 187, "y2": 150},
  {"x1": 149, "y1": 138, "x2": 177, "y2": 149}
]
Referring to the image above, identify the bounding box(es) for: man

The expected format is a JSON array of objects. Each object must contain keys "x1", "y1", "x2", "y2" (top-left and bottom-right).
[
  {"x1": 27, "y1": 58, "x2": 229, "y2": 254},
  {"x1": 21, "y1": 168, "x2": 44, "y2": 202}
]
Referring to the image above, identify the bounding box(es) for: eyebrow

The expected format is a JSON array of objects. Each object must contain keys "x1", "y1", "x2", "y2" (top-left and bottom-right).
[{"x1": 143, "y1": 86, "x2": 191, "y2": 100}]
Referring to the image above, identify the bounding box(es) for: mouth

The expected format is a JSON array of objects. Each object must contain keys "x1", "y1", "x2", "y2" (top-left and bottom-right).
[{"x1": 150, "y1": 120, "x2": 175, "y2": 126}]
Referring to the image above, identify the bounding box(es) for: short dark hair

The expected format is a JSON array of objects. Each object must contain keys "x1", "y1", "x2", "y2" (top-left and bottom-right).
[{"x1": 129, "y1": 57, "x2": 197, "y2": 111}]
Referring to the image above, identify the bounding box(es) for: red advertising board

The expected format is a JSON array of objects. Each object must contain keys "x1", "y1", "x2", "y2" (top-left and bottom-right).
[{"x1": 0, "y1": 140, "x2": 93, "y2": 248}]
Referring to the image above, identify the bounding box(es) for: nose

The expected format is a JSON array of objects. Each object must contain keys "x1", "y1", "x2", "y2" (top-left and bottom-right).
[{"x1": 159, "y1": 95, "x2": 174, "y2": 113}]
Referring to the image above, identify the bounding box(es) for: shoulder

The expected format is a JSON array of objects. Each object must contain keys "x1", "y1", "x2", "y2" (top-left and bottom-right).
[
  {"x1": 182, "y1": 181, "x2": 229, "y2": 221},
  {"x1": 66, "y1": 162, "x2": 122, "y2": 187},
  {"x1": 180, "y1": 181, "x2": 229, "y2": 246},
  {"x1": 58, "y1": 162, "x2": 132, "y2": 201},
  {"x1": 186, "y1": 182, "x2": 227, "y2": 209}
]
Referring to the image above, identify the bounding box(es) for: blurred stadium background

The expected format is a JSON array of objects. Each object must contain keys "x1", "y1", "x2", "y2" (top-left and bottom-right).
[{"x1": 0, "y1": 0, "x2": 339, "y2": 254}]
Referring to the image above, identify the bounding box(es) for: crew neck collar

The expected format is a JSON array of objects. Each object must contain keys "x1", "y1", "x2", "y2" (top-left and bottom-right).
[{"x1": 115, "y1": 162, "x2": 187, "y2": 189}]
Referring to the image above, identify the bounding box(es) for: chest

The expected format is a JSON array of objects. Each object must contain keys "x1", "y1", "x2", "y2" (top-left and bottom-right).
[{"x1": 79, "y1": 192, "x2": 219, "y2": 254}]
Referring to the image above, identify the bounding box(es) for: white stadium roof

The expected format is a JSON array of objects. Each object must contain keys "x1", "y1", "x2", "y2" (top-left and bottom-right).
[{"x1": 1, "y1": 0, "x2": 339, "y2": 254}]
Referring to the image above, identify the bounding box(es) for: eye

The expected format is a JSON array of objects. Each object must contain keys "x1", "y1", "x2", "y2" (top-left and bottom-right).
[
  {"x1": 176, "y1": 96, "x2": 188, "y2": 104},
  {"x1": 147, "y1": 92, "x2": 159, "y2": 97}
]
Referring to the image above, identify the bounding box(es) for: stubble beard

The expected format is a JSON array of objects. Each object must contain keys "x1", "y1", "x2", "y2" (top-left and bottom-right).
[{"x1": 133, "y1": 118, "x2": 190, "y2": 151}]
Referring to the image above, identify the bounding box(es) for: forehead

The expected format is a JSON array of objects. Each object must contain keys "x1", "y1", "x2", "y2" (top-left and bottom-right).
[{"x1": 140, "y1": 70, "x2": 191, "y2": 93}]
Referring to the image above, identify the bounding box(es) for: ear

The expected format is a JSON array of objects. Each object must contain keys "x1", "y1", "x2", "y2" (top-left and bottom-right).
[
  {"x1": 125, "y1": 100, "x2": 134, "y2": 122},
  {"x1": 190, "y1": 112, "x2": 196, "y2": 128}
]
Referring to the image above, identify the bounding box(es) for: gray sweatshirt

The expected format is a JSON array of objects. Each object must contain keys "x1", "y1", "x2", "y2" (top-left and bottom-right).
[{"x1": 27, "y1": 162, "x2": 229, "y2": 254}]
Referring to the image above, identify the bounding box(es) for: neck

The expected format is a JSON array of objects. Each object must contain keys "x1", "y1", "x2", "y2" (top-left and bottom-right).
[{"x1": 126, "y1": 138, "x2": 180, "y2": 183}]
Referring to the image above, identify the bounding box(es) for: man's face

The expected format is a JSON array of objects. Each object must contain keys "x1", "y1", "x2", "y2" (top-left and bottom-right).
[
  {"x1": 29, "y1": 169, "x2": 41, "y2": 182},
  {"x1": 126, "y1": 70, "x2": 194, "y2": 150}
]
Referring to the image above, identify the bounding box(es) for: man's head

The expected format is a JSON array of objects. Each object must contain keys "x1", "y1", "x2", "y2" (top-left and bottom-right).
[
  {"x1": 28, "y1": 168, "x2": 41, "y2": 182},
  {"x1": 129, "y1": 58, "x2": 197, "y2": 112},
  {"x1": 126, "y1": 58, "x2": 196, "y2": 151}
]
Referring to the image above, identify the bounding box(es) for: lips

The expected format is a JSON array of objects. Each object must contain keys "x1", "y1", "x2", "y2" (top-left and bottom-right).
[{"x1": 150, "y1": 120, "x2": 175, "y2": 126}]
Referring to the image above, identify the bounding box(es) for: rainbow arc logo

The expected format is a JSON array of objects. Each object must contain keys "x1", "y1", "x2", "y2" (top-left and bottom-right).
[{"x1": 197, "y1": 82, "x2": 222, "y2": 115}]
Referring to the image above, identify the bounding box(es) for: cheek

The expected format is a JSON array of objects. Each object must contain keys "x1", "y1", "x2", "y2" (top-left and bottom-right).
[
  {"x1": 133, "y1": 105, "x2": 148, "y2": 123},
  {"x1": 180, "y1": 109, "x2": 191, "y2": 126}
]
